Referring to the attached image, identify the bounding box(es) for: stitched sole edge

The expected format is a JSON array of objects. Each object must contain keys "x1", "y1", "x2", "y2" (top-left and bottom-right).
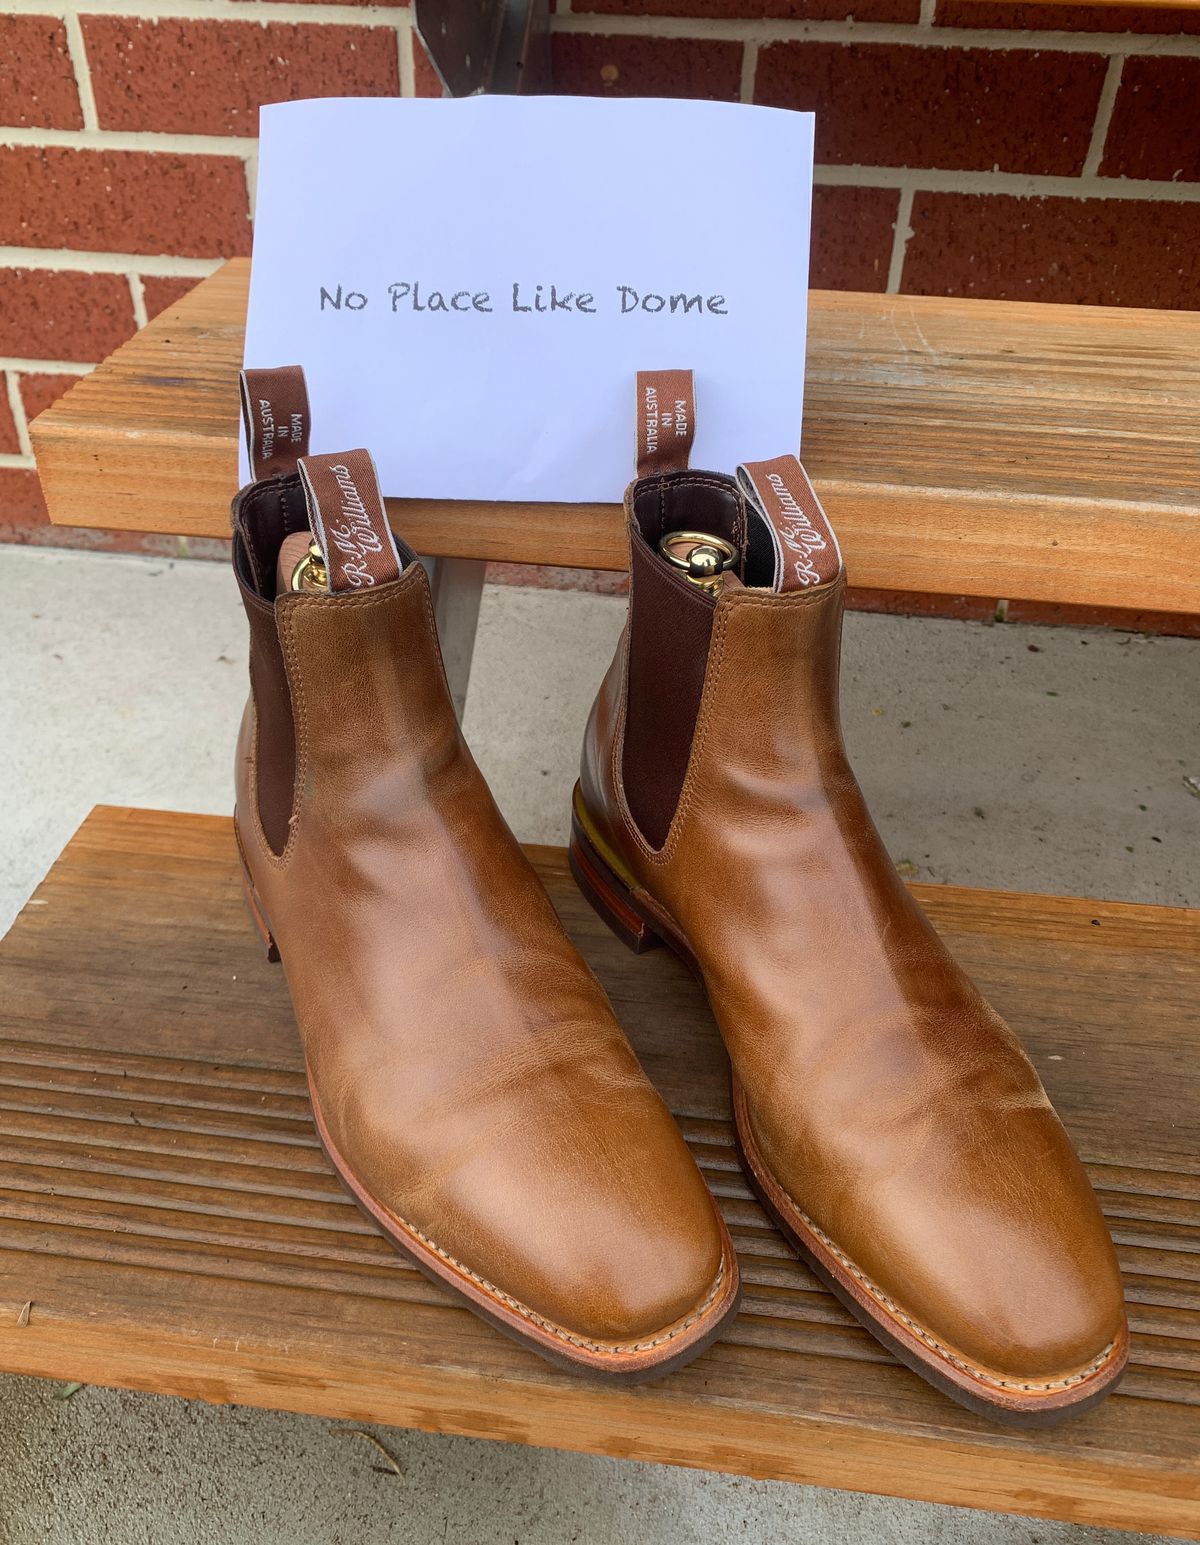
[
  {"x1": 307, "y1": 1070, "x2": 741, "y2": 1385},
  {"x1": 732, "y1": 1078, "x2": 1129, "y2": 1428},
  {"x1": 568, "y1": 793, "x2": 1129, "y2": 1421},
  {"x1": 236, "y1": 817, "x2": 741, "y2": 1383}
]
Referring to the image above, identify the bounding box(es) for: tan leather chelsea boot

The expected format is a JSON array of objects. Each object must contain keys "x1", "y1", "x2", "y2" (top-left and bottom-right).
[
  {"x1": 231, "y1": 366, "x2": 739, "y2": 1381},
  {"x1": 569, "y1": 371, "x2": 1128, "y2": 1422}
]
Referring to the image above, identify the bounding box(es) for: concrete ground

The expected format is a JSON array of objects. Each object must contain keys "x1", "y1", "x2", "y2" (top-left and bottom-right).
[{"x1": 2, "y1": 543, "x2": 1197, "y2": 1544}]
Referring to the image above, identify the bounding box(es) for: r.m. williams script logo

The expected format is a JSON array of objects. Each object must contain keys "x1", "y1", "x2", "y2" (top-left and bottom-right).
[
  {"x1": 327, "y1": 462, "x2": 385, "y2": 587},
  {"x1": 766, "y1": 469, "x2": 827, "y2": 588}
]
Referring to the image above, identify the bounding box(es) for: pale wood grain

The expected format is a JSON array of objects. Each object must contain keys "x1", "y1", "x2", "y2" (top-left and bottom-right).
[
  {"x1": 30, "y1": 262, "x2": 1200, "y2": 612},
  {"x1": 1, "y1": 806, "x2": 1198, "y2": 1537}
]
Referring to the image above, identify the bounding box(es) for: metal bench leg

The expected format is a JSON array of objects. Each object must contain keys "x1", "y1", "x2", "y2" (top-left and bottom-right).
[{"x1": 422, "y1": 557, "x2": 487, "y2": 722}]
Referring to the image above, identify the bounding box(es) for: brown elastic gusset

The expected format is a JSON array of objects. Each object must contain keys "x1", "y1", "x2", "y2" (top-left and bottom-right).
[
  {"x1": 230, "y1": 479, "x2": 308, "y2": 857},
  {"x1": 621, "y1": 469, "x2": 750, "y2": 851},
  {"x1": 622, "y1": 525, "x2": 714, "y2": 853}
]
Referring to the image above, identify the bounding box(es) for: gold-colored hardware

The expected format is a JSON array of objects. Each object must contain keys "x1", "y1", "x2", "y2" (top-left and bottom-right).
[
  {"x1": 290, "y1": 539, "x2": 328, "y2": 594},
  {"x1": 658, "y1": 530, "x2": 739, "y2": 595}
]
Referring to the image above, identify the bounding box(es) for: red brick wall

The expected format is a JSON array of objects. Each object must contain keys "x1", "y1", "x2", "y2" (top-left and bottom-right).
[{"x1": 3, "y1": 0, "x2": 1198, "y2": 551}]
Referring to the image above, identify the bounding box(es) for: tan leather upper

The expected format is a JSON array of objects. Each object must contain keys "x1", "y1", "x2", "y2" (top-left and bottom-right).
[
  {"x1": 235, "y1": 549, "x2": 727, "y2": 1349},
  {"x1": 581, "y1": 498, "x2": 1127, "y2": 1384}
]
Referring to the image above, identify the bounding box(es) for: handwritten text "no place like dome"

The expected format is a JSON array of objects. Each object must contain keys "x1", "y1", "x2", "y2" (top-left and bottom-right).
[{"x1": 319, "y1": 283, "x2": 729, "y2": 317}]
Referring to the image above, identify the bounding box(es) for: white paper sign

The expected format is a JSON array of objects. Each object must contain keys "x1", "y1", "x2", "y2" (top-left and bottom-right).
[{"x1": 244, "y1": 96, "x2": 814, "y2": 502}]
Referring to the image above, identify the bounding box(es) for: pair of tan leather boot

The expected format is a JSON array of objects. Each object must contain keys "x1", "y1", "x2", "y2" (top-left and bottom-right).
[{"x1": 232, "y1": 365, "x2": 1127, "y2": 1421}]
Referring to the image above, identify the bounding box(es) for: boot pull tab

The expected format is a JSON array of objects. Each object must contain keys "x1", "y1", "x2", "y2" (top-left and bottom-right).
[
  {"x1": 296, "y1": 449, "x2": 402, "y2": 593},
  {"x1": 635, "y1": 369, "x2": 695, "y2": 479},
  {"x1": 239, "y1": 365, "x2": 311, "y2": 480},
  {"x1": 737, "y1": 455, "x2": 843, "y2": 593}
]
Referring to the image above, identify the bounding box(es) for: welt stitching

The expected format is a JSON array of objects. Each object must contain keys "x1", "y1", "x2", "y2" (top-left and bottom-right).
[
  {"x1": 387, "y1": 1206, "x2": 727, "y2": 1354},
  {"x1": 794, "y1": 1201, "x2": 1117, "y2": 1394}
]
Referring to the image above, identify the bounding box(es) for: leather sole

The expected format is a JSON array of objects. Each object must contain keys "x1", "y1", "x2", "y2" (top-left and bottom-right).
[
  {"x1": 568, "y1": 785, "x2": 1130, "y2": 1425},
  {"x1": 235, "y1": 823, "x2": 741, "y2": 1385}
]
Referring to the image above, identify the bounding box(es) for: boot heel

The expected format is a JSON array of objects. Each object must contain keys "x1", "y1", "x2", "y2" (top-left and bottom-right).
[
  {"x1": 236, "y1": 836, "x2": 281, "y2": 963},
  {"x1": 569, "y1": 790, "x2": 663, "y2": 956}
]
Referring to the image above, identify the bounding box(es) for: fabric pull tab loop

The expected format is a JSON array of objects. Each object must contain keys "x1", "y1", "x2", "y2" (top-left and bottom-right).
[
  {"x1": 239, "y1": 365, "x2": 311, "y2": 480},
  {"x1": 635, "y1": 369, "x2": 695, "y2": 479},
  {"x1": 737, "y1": 455, "x2": 843, "y2": 592},
  {"x1": 297, "y1": 449, "x2": 402, "y2": 593}
]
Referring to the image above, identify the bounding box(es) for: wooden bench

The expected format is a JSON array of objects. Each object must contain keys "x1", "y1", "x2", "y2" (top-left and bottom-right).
[{"x1": 6, "y1": 263, "x2": 1200, "y2": 1538}]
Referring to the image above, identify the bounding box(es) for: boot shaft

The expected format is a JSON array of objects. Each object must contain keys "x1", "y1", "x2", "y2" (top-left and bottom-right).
[
  {"x1": 615, "y1": 421, "x2": 847, "y2": 852},
  {"x1": 231, "y1": 374, "x2": 454, "y2": 857}
]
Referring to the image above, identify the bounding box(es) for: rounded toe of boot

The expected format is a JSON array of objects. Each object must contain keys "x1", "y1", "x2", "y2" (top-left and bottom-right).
[
  {"x1": 738, "y1": 1084, "x2": 1127, "y2": 1425},
  {"x1": 467, "y1": 1109, "x2": 741, "y2": 1383},
  {"x1": 840, "y1": 1179, "x2": 1128, "y2": 1424},
  {"x1": 323, "y1": 1067, "x2": 739, "y2": 1383}
]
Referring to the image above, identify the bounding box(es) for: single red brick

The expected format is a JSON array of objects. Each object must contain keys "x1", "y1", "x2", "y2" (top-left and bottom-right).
[
  {"x1": 19, "y1": 371, "x2": 83, "y2": 425},
  {"x1": 0, "y1": 15, "x2": 82, "y2": 128},
  {"x1": 935, "y1": 0, "x2": 1200, "y2": 33},
  {"x1": 0, "y1": 147, "x2": 251, "y2": 259},
  {"x1": 811, "y1": 186, "x2": 899, "y2": 292},
  {"x1": 575, "y1": 0, "x2": 918, "y2": 17},
  {"x1": 84, "y1": 17, "x2": 400, "y2": 137},
  {"x1": 0, "y1": 468, "x2": 50, "y2": 535},
  {"x1": 141, "y1": 275, "x2": 201, "y2": 320},
  {"x1": 0, "y1": 389, "x2": 18, "y2": 455},
  {"x1": 903, "y1": 192, "x2": 1200, "y2": 308},
  {"x1": 551, "y1": 32, "x2": 743, "y2": 99},
  {"x1": 1101, "y1": 59, "x2": 1200, "y2": 182},
  {"x1": 0, "y1": 269, "x2": 137, "y2": 362},
  {"x1": 755, "y1": 41, "x2": 1106, "y2": 174},
  {"x1": 412, "y1": 27, "x2": 446, "y2": 96}
]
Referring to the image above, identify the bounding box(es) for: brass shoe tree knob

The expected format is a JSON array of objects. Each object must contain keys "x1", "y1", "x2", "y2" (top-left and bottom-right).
[{"x1": 658, "y1": 531, "x2": 739, "y2": 595}]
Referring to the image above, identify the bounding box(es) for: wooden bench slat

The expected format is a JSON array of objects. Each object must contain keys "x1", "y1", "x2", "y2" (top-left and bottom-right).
[
  {"x1": 1, "y1": 805, "x2": 1198, "y2": 1537},
  {"x1": 30, "y1": 261, "x2": 1200, "y2": 613}
]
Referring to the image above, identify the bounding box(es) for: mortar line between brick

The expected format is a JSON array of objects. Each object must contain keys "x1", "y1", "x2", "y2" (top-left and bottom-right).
[
  {"x1": 243, "y1": 148, "x2": 259, "y2": 222},
  {"x1": 0, "y1": 126, "x2": 261, "y2": 156},
  {"x1": 1083, "y1": 56, "x2": 1125, "y2": 179},
  {"x1": 0, "y1": 356, "x2": 94, "y2": 375},
  {"x1": 918, "y1": 0, "x2": 937, "y2": 27},
  {"x1": 62, "y1": 11, "x2": 99, "y2": 134},
  {"x1": 0, "y1": 450, "x2": 37, "y2": 470},
  {"x1": 0, "y1": 248, "x2": 222, "y2": 277},
  {"x1": 397, "y1": 12, "x2": 416, "y2": 97},
  {"x1": 811, "y1": 163, "x2": 1200, "y2": 203},
  {"x1": 885, "y1": 185, "x2": 915, "y2": 294},
  {"x1": 6, "y1": 0, "x2": 422, "y2": 22},
  {"x1": 739, "y1": 40, "x2": 759, "y2": 103},
  {"x1": 549, "y1": 13, "x2": 1200, "y2": 59},
  {"x1": 127, "y1": 272, "x2": 148, "y2": 329},
  {"x1": 4, "y1": 371, "x2": 32, "y2": 460}
]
